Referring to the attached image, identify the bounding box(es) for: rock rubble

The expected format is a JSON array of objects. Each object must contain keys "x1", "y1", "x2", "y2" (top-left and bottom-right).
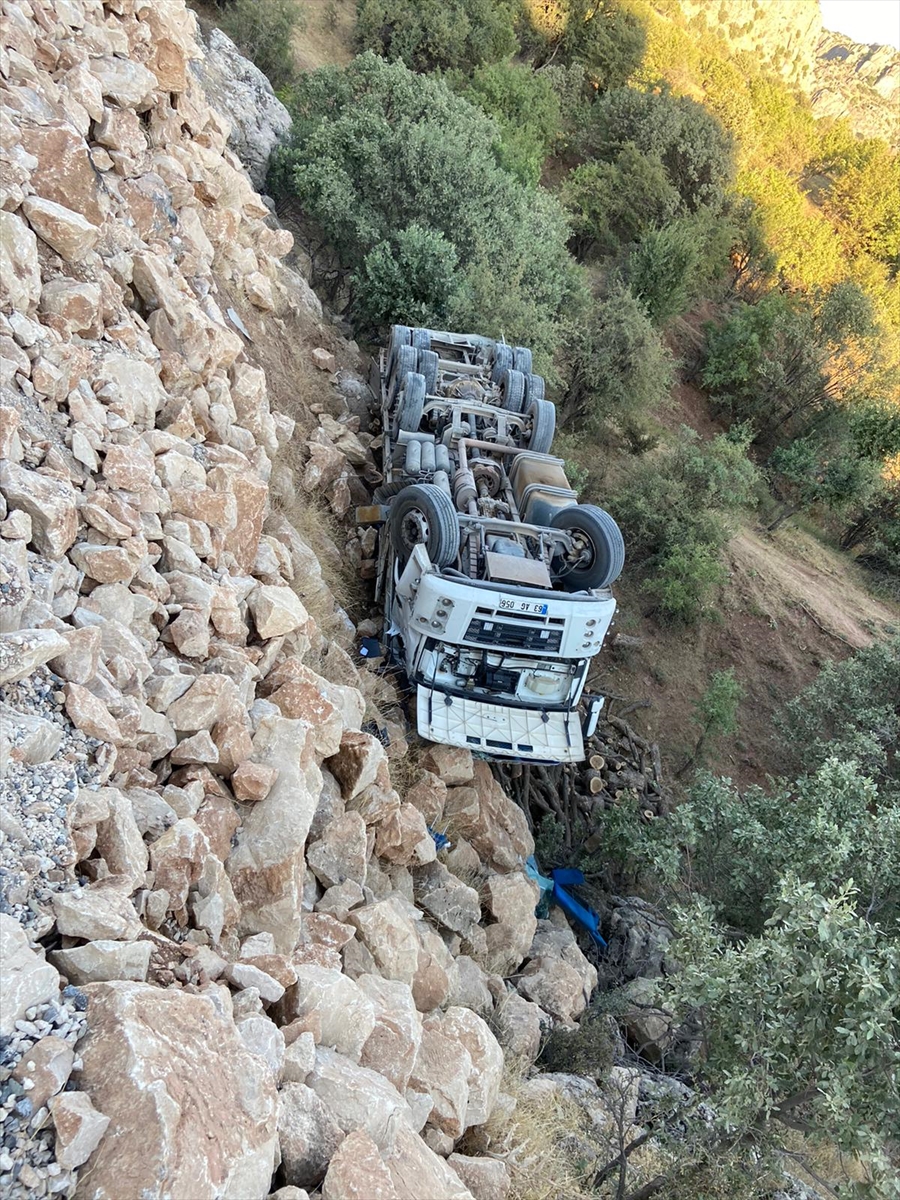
[{"x1": 0, "y1": 0, "x2": 650, "y2": 1195}]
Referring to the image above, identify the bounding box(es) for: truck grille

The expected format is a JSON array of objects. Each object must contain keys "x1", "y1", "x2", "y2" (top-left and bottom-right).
[{"x1": 464, "y1": 616, "x2": 563, "y2": 653}]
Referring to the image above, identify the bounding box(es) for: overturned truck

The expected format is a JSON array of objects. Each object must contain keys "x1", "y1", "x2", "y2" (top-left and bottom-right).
[{"x1": 361, "y1": 326, "x2": 626, "y2": 765}]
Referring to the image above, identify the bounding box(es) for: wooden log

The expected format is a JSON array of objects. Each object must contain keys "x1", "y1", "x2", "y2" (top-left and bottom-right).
[
  {"x1": 607, "y1": 769, "x2": 647, "y2": 793},
  {"x1": 581, "y1": 769, "x2": 605, "y2": 795},
  {"x1": 588, "y1": 752, "x2": 606, "y2": 772}
]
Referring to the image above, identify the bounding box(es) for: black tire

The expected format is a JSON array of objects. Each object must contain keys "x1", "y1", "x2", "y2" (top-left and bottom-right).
[
  {"x1": 491, "y1": 344, "x2": 514, "y2": 384},
  {"x1": 374, "y1": 480, "x2": 408, "y2": 503},
  {"x1": 501, "y1": 368, "x2": 526, "y2": 414},
  {"x1": 411, "y1": 328, "x2": 432, "y2": 352},
  {"x1": 525, "y1": 373, "x2": 545, "y2": 403},
  {"x1": 389, "y1": 484, "x2": 460, "y2": 568},
  {"x1": 388, "y1": 325, "x2": 411, "y2": 373},
  {"x1": 390, "y1": 345, "x2": 417, "y2": 401},
  {"x1": 395, "y1": 372, "x2": 426, "y2": 433},
  {"x1": 513, "y1": 346, "x2": 533, "y2": 374},
  {"x1": 551, "y1": 504, "x2": 625, "y2": 591},
  {"x1": 418, "y1": 348, "x2": 439, "y2": 394},
  {"x1": 527, "y1": 398, "x2": 556, "y2": 455}
]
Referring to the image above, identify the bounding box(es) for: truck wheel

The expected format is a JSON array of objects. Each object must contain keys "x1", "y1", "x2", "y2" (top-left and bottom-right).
[
  {"x1": 513, "y1": 346, "x2": 533, "y2": 374},
  {"x1": 501, "y1": 368, "x2": 526, "y2": 413},
  {"x1": 418, "y1": 348, "x2": 439, "y2": 394},
  {"x1": 389, "y1": 484, "x2": 460, "y2": 568},
  {"x1": 388, "y1": 325, "x2": 412, "y2": 372},
  {"x1": 525, "y1": 373, "x2": 545, "y2": 402},
  {"x1": 411, "y1": 328, "x2": 432, "y2": 351},
  {"x1": 390, "y1": 345, "x2": 418, "y2": 401},
  {"x1": 395, "y1": 372, "x2": 426, "y2": 433},
  {"x1": 491, "y1": 344, "x2": 513, "y2": 384},
  {"x1": 373, "y1": 481, "x2": 409, "y2": 503},
  {"x1": 527, "y1": 398, "x2": 556, "y2": 455},
  {"x1": 551, "y1": 505, "x2": 625, "y2": 591}
]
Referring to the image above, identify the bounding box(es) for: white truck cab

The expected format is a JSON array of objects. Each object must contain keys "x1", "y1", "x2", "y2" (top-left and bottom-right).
[{"x1": 361, "y1": 326, "x2": 625, "y2": 765}]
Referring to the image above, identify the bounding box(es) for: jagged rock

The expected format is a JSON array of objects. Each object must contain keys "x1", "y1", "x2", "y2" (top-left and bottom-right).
[
  {"x1": 375, "y1": 803, "x2": 437, "y2": 866},
  {"x1": 605, "y1": 896, "x2": 674, "y2": 981},
  {"x1": 12, "y1": 1035, "x2": 74, "y2": 1111},
  {"x1": 405, "y1": 771, "x2": 447, "y2": 826},
  {"x1": 51, "y1": 939, "x2": 153, "y2": 985},
  {"x1": 433, "y1": 1008, "x2": 503, "y2": 1128},
  {"x1": 413, "y1": 861, "x2": 481, "y2": 939},
  {"x1": 22, "y1": 194, "x2": 99, "y2": 261},
  {"x1": 385, "y1": 1117, "x2": 476, "y2": 1199},
  {"x1": 448, "y1": 1155, "x2": 510, "y2": 1200},
  {"x1": 327, "y1": 730, "x2": 388, "y2": 800},
  {"x1": 322, "y1": 1129, "x2": 399, "y2": 1200},
  {"x1": 306, "y1": 1047, "x2": 414, "y2": 1151},
  {"x1": 49, "y1": 1091, "x2": 110, "y2": 1170},
  {"x1": 51, "y1": 876, "x2": 140, "y2": 941},
  {"x1": 149, "y1": 818, "x2": 210, "y2": 915},
  {"x1": 94, "y1": 787, "x2": 150, "y2": 890},
  {"x1": 0, "y1": 914, "x2": 59, "y2": 1035},
  {"x1": 248, "y1": 585, "x2": 310, "y2": 639},
  {"x1": 447, "y1": 956, "x2": 493, "y2": 1020},
  {"x1": 493, "y1": 994, "x2": 545, "y2": 1064},
  {"x1": 0, "y1": 211, "x2": 41, "y2": 314},
  {"x1": 64, "y1": 682, "x2": 122, "y2": 744},
  {"x1": 408, "y1": 1024, "x2": 471, "y2": 1138},
  {"x1": 227, "y1": 715, "x2": 322, "y2": 952},
  {"x1": 232, "y1": 759, "x2": 278, "y2": 802},
  {"x1": 278, "y1": 1082, "x2": 345, "y2": 1189},
  {"x1": 283, "y1": 1031, "x2": 317, "y2": 1084},
  {"x1": 358, "y1": 974, "x2": 423, "y2": 1093},
  {"x1": 411, "y1": 920, "x2": 455, "y2": 1013},
  {"x1": 194, "y1": 26, "x2": 292, "y2": 188},
  {"x1": 280, "y1": 965, "x2": 377, "y2": 1060},
  {"x1": 348, "y1": 897, "x2": 420, "y2": 986},
  {"x1": 235, "y1": 1012, "x2": 286, "y2": 1081},
  {"x1": 420, "y1": 745, "x2": 474, "y2": 785},
  {"x1": 75, "y1": 981, "x2": 278, "y2": 1198},
  {"x1": 0, "y1": 463, "x2": 78, "y2": 558},
  {"x1": 307, "y1": 811, "x2": 368, "y2": 889},
  {"x1": 483, "y1": 872, "x2": 538, "y2": 976},
  {"x1": 620, "y1": 977, "x2": 674, "y2": 1064},
  {"x1": 445, "y1": 763, "x2": 533, "y2": 871},
  {"x1": 0, "y1": 628, "x2": 70, "y2": 685}
]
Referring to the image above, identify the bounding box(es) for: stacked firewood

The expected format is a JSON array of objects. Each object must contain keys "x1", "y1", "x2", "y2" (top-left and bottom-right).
[{"x1": 493, "y1": 714, "x2": 668, "y2": 843}]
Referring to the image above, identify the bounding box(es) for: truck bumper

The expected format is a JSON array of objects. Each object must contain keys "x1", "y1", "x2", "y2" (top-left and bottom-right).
[{"x1": 416, "y1": 685, "x2": 585, "y2": 765}]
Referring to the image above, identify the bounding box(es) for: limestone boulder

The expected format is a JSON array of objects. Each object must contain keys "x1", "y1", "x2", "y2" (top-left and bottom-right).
[
  {"x1": 408, "y1": 1024, "x2": 471, "y2": 1139},
  {"x1": 21, "y1": 196, "x2": 99, "y2": 261},
  {"x1": 50, "y1": 1091, "x2": 110, "y2": 1170},
  {"x1": 413, "y1": 862, "x2": 481, "y2": 939},
  {"x1": 51, "y1": 875, "x2": 140, "y2": 941},
  {"x1": 278, "y1": 1082, "x2": 345, "y2": 1189},
  {"x1": 93, "y1": 788, "x2": 149, "y2": 891},
  {"x1": 280, "y1": 966, "x2": 377, "y2": 1061},
  {"x1": 375, "y1": 804, "x2": 436, "y2": 867},
  {"x1": 493, "y1": 994, "x2": 545, "y2": 1065},
  {"x1": 12, "y1": 1035, "x2": 74, "y2": 1111},
  {"x1": 444, "y1": 763, "x2": 533, "y2": 871},
  {"x1": 307, "y1": 1048, "x2": 415, "y2": 1150},
  {"x1": 326, "y1": 730, "x2": 387, "y2": 801},
  {"x1": 74, "y1": 981, "x2": 278, "y2": 1199},
  {"x1": 321, "y1": 1129, "x2": 399, "y2": 1200},
  {"x1": 483, "y1": 872, "x2": 538, "y2": 976},
  {"x1": 0, "y1": 461, "x2": 77, "y2": 558},
  {"x1": 0, "y1": 914, "x2": 59, "y2": 1036},
  {"x1": 348, "y1": 897, "x2": 420, "y2": 987},
  {"x1": 227, "y1": 715, "x2": 322, "y2": 952},
  {"x1": 248, "y1": 585, "x2": 310, "y2": 639},
  {"x1": 435, "y1": 1008, "x2": 503, "y2": 1128},
  {"x1": 357, "y1": 974, "x2": 423, "y2": 1093},
  {"x1": 0, "y1": 211, "x2": 41, "y2": 314},
  {"x1": 385, "y1": 1122, "x2": 476, "y2": 1200},
  {"x1": 447, "y1": 1156, "x2": 510, "y2": 1200},
  {"x1": 52, "y1": 940, "x2": 153, "y2": 985},
  {"x1": 0, "y1": 628, "x2": 70, "y2": 686},
  {"x1": 420, "y1": 745, "x2": 474, "y2": 786},
  {"x1": 411, "y1": 920, "x2": 455, "y2": 1013},
  {"x1": 306, "y1": 812, "x2": 367, "y2": 889}
]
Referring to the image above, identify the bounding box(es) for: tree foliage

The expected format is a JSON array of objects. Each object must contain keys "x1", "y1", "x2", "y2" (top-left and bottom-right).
[
  {"x1": 563, "y1": 145, "x2": 680, "y2": 257},
  {"x1": 355, "y1": 0, "x2": 517, "y2": 72},
  {"x1": 270, "y1": 53, "x2": 583, "y2": 358},
  {"x1": 520, "y1": 0, "x2": 646, "y2": 90},
  {"x1": 217, "y1": 0, "x2": 303, "y2": 90},
  {"x1": 579, "y1": 87, "x2": 735, "y2": 216}
]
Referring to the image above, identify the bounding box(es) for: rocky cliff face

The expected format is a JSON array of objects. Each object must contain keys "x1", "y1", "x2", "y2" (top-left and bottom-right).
[
  {"x1": 0, "y1": 2, "x2": 655, "y2": 1197},
  {"x1": 673, "y1": 0, "x2": 899, "y2": 146}
]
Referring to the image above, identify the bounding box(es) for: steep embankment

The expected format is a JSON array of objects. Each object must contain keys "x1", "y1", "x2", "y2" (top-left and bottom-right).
[{"x1": 0, "y1": 4, "x2": 672, "y2": 1199}]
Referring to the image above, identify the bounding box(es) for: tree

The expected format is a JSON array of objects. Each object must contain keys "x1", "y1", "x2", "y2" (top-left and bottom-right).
[
  {"x1": 561, "y1": 282, "x2": 673, "y2": 429},
  {"x1": 270, "y1": 53, "x2": 583, "y2": 359},
  {"x1": 580, "y1": 87, "x2": 735, "y2": 216},
  {"x1": 767, "y1": 437, "x2": 879, "y2": 530},
  {"x1": 562, "y1": 145, "x2": 680, "y2": 257},
  {"x1": 666, "y1": 878, "x2": 900, "y2": 1182},
  {"x1": 352, "y1": 224, "x2": 461, "y2": 331},
  {"x1": 355, "y1": 0, "x2": 517, "y2": 72},
  {"x1": 676, "y1": 668, "x2": 742, "y2": 776},
  {"x1": 457, "y1": 61, "x2": 562, "y2": 186},
  {"x1": 217, "y1": 0, "x2": 303, "y2": 90},
  {"x1": 624, "y1": 219, "x2": 701, "y2": 325}
]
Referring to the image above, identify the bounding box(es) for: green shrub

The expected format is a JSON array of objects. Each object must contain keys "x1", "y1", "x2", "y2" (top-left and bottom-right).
[
  {"x1": 355, "y1": 0, "x2": 517, "y2": 72},
  {"x1": 539, "y1": 1005, "x2": 615, "y2": 1077},
  {"x1": 456, "y1": 61, "x2": 562, "y2": 186},
  {"x1": 562, "y1": 282, "x2": 674, "y2": 430},
  {"x1": 579, "y1": 87, "x2": 735, "y2": 216},
  {"x1": 270, "y1": 53, "x2": 584, "y2": 360},
  {"x1": 563, "y1": 145, "x2": 680, "y2": 257},
  {"x1": 625, "y1": 219, "x2": 701, "y2": 325},
  {"x1": 218, "y1": 0, "x2": 302, "y2": 90},
  {"x1": 642, "y1": 541, "x2": 726, "y2": 623}
]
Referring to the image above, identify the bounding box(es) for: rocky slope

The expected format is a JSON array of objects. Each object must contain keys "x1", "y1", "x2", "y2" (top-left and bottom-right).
[{"x1": 0, "y1": 3, "x2": 659, "y2": 1198}]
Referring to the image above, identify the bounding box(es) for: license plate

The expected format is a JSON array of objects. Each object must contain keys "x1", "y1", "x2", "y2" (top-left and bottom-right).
[{"x1": 498, "y1": 598, "x2": 548, "y2": 615}]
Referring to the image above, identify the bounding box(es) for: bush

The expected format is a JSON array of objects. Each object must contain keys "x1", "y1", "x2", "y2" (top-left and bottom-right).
[
  {"x1": 218, "y1": 0, "x2": 302, "y2": 90},
  {"x1": 610, "y1": 427, "x2": 761, "y2": 622},
  {"x1": 270, "y1": 53, "x2": 584, "y2": 360},
  {"x1": 355, "y1": 0, "x2": 517, "y2": 72},
  {"x1": 624, "y1": 219, "x2": 701, "y2": 325},
  {"x1": 580, "y1": 87, "x2": 735, "y2": 216},
  {"x1": 539, "y1": 1005, "x2": 615, "y2": 1077},
  {"x1": 562, "y1": 282, "x2": 674, "y2": 430},
  {"x1": 456, "y1": 61, "x2": 562, "y2": 186},
  {"x1": 562, "y1": 145, "x2": 680, "y2": 257}
]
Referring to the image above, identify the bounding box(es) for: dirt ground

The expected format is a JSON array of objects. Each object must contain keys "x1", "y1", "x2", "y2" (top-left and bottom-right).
[{"x1": 592, "y1": 522, "x2": 898, "y2": 789}]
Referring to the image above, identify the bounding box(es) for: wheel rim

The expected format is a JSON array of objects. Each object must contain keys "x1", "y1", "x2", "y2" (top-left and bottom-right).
[
  {"x1": 399, "y1": 508, "x2": 429, "y2": 551},
  {"x1": 565, "y1": 530, "x2": 595, "y2": 571}
]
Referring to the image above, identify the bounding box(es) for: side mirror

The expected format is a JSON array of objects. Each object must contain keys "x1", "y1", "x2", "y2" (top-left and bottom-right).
[{"x1": 582, "y1": 694, "x2": 604, "y2": 739}]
